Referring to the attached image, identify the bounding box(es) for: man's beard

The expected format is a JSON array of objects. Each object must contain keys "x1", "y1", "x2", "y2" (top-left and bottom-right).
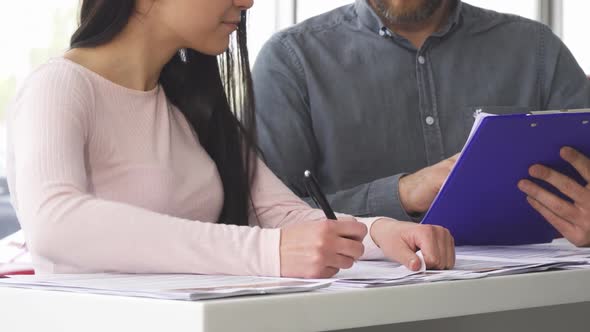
[{"x1": 371, "y1": 0, "x2": 444, "y2": 25}]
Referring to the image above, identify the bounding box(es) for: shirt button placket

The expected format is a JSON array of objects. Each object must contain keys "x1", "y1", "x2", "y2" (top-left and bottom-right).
[{"x1": 417, "y1": 51, "x2": 444, "y2": 163}]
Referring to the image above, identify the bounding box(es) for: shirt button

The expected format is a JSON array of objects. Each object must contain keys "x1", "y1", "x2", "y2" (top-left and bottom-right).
[
  {"x1": 418, "y1": 56, "x2": 426, "y2": 64},
  {"x1": 425, "y1": 116, "x2": 435, "y2": 125}
]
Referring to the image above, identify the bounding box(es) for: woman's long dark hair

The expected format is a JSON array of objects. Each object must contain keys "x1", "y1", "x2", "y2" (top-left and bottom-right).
[{"x1": 71, "y1": 1, "x2": 258, "y2": 226}]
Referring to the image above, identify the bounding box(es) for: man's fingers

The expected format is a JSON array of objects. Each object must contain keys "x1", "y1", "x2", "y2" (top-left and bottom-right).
[
  {"x1": 518, "y1": 179, "x2": 580, "y2": 222},
  {"x1": 527, "y1": 197, "x2": 578, "y2": 241},
  {"x1": 561, "y1": 147, "x2": 590, "y2": 183},
  {"x1": 527, "y1": 164, "x2": 589, "y2": 205}
]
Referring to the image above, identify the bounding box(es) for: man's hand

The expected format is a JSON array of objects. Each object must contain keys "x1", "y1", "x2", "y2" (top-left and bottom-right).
[
  {"x1": 399, "y1": 154, "x2": 459, "y2": 214},
  {"x1": 518, "y1": 147, "x2": 590, "y2": 247},
  {"x1": 370, "y1": 219, "x2": 455, "y2": 270}
]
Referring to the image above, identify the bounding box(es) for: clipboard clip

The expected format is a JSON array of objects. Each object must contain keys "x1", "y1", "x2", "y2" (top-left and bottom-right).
[
  {"x1": 473, "y1": 108, "x2": 483, "y2": 118},
  {"x1": 529, "y1": 108, "x2": 590, "y2": 115}
]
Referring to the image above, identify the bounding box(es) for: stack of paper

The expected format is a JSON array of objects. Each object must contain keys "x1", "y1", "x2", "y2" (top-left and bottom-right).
[
  {"x1": 316, "y1": 243, "x2": 589, "y2": 288},
  {"x1": 318, "y1": 251, "x2": 426, "y2": 287},
  {"x1": 1, "y1": 231, "x2": 589, "y2": 299},
  {"x1": 455, "y1": 242, "x2": 590, "y2": 271},
  {"x1": 0, "y1": 273, "x2": 332, "y2": 301}
]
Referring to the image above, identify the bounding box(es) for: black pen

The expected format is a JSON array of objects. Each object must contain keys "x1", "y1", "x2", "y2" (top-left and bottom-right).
[{"x1": 303, "y1": 170, "x2": 338, "y2": 220}]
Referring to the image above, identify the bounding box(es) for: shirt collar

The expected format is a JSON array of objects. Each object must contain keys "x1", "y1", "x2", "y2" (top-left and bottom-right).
[{"x1": 355, "y1": 0, "x2": 462, "y2": 39}]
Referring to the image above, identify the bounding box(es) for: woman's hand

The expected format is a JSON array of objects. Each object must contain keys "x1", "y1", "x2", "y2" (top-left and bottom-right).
[
  {"x1": 280, "y1": 217, "x2": 367, "y2": 278},
  {"x1": 371, "y1": 219, "x2": 455, "y2": 270}
]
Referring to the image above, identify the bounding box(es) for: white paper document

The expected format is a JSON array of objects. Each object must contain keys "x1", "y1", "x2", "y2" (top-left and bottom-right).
[
  {"x1": 333, "y1": 250, "x2": 426, "y2": 281},
  {"x1": 0, "y1": 273, "x2": 332, "y2": 301},
  {"x1": 320, "y1": 244, "x2": 589, "y2": 288},
  {"x1": 1, "y1": 236, "x2": 589, "y2": 299},
  {"x1": 456, "y1": 243, "x2": 590, "y2": 263},
  {"x1": 462, "y1": 111, "x2": 496, "y2": 151}
]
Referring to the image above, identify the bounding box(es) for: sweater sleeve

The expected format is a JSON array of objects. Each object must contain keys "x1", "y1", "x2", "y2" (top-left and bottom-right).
[{"x1": 8, "y1": 64, "x2": 282, "y2": 276}]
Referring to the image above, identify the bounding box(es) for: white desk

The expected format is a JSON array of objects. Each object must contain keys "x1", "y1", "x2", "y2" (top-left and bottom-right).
[{"x1": 1, "y1": 269, "x2": 589, "y2": 332}]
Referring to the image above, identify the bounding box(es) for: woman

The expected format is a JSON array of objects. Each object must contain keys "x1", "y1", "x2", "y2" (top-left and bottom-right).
[{"x1": 6, "y1": 0, "x2": 454, "y2": 277}]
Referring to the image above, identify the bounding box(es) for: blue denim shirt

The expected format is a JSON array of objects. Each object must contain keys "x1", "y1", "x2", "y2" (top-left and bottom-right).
[{"x1": 252, "y1": 0, "x2": 590, "y2": 220}]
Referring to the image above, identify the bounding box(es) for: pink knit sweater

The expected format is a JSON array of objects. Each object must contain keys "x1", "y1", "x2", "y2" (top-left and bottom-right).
[{"x1": 6, "y1": 58, "x2": 384, "y2": 276}]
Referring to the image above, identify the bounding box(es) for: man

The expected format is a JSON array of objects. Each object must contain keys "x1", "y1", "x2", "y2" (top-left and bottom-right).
[{"x1": 252, "y1": 0, "x2": 590, "y2": 246}]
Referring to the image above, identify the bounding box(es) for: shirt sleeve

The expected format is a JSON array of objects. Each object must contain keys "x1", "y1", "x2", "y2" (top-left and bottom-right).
[
  {"x1": 9, "y1": 64, "x2": 281, "y2": 276},
  {"x1": 253, "y1": 36, "x2": 415, "y2": 222}
]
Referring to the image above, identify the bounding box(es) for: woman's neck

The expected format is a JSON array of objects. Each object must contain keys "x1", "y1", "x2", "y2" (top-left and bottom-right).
[{"x1": 65, "y1": 16, "x2": 180, "y2": 92}]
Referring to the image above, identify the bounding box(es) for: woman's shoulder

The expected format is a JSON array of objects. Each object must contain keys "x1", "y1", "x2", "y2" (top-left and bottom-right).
[
  {"x1": 9, "y1": 57, "x2": 96, "y2": 123},
  {"x1": 18, "y1": 57, "x2": 96, "y2": 104}
]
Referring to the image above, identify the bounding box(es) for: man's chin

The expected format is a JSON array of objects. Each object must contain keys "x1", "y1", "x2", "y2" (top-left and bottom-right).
[
  {"x1": 389, "y1": 0, "x2": 429, "y2": 17},
  {"x1": 372, "y1": 0, "x2": 444, "y2": 25}
]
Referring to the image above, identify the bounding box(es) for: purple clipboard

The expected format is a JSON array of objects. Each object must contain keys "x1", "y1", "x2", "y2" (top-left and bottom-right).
[{"x1": 421, "y1": 111, "x2": 590, "y2": 245}]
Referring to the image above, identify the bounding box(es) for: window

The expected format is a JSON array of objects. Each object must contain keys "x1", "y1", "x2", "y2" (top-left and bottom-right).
[
  {"x1": 562, "y1": 2, "x2": 590, "y2": 74},
  {"x1": 296, "y1": 0, "x2": 353, "y2": 22},
  {"x1": 462, "y1": 0, "x2": 539, "y2": 21},
  {"x1": 0, "y1": 1, "x2": 77, "y2": 234},
  {"x1": 0, "y1": 1, "x2": 586, "y2": 173},
  {"x1": 296, "y1": 1, "x2": 541, "y2": 23},
  {"x1": 0, "y1": 1, "x2": 79, "y2": 176},
  {"x1": 248, "y1": 0, "x2": 279, "y2": 63}
]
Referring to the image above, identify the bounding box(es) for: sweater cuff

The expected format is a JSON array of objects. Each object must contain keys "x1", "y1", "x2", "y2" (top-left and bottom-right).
[
  {"x1": 358, "y1": 217, "x2": 385, "y2": 260},
  {"x1": 368, "y1": 173, "x2": 416, "y2": 222},
  {"x1": 261, "y1": 228, "x2": 282, "y2": 277}
]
